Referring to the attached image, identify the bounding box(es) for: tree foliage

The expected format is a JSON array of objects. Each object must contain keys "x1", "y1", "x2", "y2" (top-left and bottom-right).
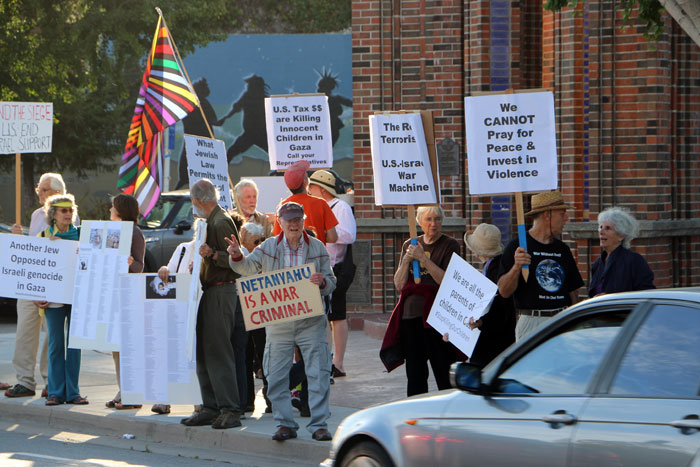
[{"x1": 544, "y1": 0, "x2": 666, "y2": 41}]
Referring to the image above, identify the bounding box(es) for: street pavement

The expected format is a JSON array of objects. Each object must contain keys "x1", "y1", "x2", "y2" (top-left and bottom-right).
[{"x1": 0, "y1": 320, "x2": 436, "y2": 465}]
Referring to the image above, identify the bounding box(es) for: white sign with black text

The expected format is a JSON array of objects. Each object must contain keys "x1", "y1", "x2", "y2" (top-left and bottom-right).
[
  {"x1": 369, "y1": 113, "x2": 437, "y2": 206},
  {"x1": 184, "y1": 135, "x2": 232, "y2": 211},
  {"x1": 465, "y1": 91, "x2": 557, "y2": 195},
  {"x1": 0, "y1": 101, "x2": 53, "y2": 154},
  {"x1": 427, "y1": 253, "x2": 498, "y2": 358}
]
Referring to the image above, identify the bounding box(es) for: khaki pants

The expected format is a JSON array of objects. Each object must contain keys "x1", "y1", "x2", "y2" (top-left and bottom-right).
[{"x1": 13, "y1": 299, "x2": 49, "y2": 391}]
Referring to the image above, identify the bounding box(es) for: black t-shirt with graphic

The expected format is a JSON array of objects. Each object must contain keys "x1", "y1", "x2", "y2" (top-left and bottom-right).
[{"x1": 498, "y1": 233, "x2": 583, "y2": 310}]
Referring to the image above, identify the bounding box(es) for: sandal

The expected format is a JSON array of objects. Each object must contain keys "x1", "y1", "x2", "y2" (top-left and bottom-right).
[
  {"x1": 115, "y1": 402, "x2": 142, "y2": 410},
  {"x1": 45, "y1": 396, "x2": 62, "y2": 406},
  {"x1": 105, "y1": 399, "x2": 118, "y2": 408},
  {"x1": 151, "y1": 404, "x2": 171, "y2": 414},
  {"x1": 68, "y1": 396, "x2": 89, "y2": 405}
]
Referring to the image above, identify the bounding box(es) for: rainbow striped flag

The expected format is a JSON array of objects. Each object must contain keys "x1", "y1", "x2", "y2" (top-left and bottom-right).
[{"x1": 117, "y1": 15, "x2": 198, "y2": 216}]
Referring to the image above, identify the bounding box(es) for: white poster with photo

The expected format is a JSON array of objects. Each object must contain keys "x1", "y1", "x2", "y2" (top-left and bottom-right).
[
  {"x1": 265, "y1": 94, "x2": 333, "y2": 170},
  {"x1": 68, "y1": 220, "x2": 133, "y2": 352},
  {"x1": 427, "y1": 253, "x2": 498, "y2": 358},
  {"x1": 0, "y1": 101, "x2": 53, "y2": 154},
  {"x1": 184, "y1": 135, "x2": 232, "y2": 211},
  {"x1": 185, "y1": 221, "x2": 206, "y2": 362},
  {"x1": 119, "y1": 273, "x2": 201, "y2": 405},
  {"x1": 369, "y1": 113, "x2": 437, "y2": 206},
  {"x1": 0, "y1": 234, "x2": 77, "y2": 302},
  {"x1": 465, "y1": 91, "x2": 558, "y2": 195}
]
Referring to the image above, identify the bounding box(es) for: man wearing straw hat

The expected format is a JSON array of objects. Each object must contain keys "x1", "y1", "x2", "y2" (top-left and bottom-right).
[{"x1": 497, "y1": 190, "x2": 583, "y2": 341}]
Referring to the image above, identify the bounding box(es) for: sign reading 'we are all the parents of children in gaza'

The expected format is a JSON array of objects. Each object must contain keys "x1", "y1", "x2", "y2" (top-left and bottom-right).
[
  {"x1": 369, "y1": 113, "x2": 438, "y2": 206},
  {"x1": 465, "y1": 91, "x2": 557, "y2": 195}
]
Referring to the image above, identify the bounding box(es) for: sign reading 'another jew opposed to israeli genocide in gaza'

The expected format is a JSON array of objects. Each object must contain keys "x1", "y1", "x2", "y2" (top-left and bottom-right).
[
  {"x1": 0, "y1": 102, "x2": 53, "y2": 154},
  {"x1": 265, "y1": 94, "x2": 333, "y2": 171},
  {"x1": 465, "y1": 91, "x2": 558, "y2": 195},
  {"x1": 369, "y1": 113, "x2": 438, "y2": 206}
]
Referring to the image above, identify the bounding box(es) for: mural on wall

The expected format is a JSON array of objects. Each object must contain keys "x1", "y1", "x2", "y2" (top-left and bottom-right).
[{"x1": 173, "y1": 33, "x2": 352, "y2": 189}]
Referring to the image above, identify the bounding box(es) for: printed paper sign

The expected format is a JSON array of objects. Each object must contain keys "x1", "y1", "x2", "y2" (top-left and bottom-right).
[
  {"x1": 185, "y1": 220, "x2": 206, "y2": 361},
  {"x1": 184, "y1": 135, "x2": 232, "y2": 211},
  {"x1": 265, "y1": 94, "x2": 332, "y2": 170},
  {"x1": 369, "y1": 113, "x2": 437, "y2": 206},
  {"x1": 236, "y1": 263, "x2": 324, "y2": 330},
  {"x1": 0, "y1": 234, "x2": 77, "y2": 302},
  {"x1": 465, "y1": 91, "x2": 557, "y2": 194},
  {"x1": 0, "y1": 101, "x2": 53, "y2": 154},
  {"x1": 427, "y1": 253, "x2": 498, "y2": 358}
]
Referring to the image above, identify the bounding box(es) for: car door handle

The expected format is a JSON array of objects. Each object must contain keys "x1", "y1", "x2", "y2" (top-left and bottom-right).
[
  {"x1": 671, "y1": 415, "x2": 700, "y2": 434},
  {"x1": 542, "y1": 411, "x2": 577, "y2": 427}
]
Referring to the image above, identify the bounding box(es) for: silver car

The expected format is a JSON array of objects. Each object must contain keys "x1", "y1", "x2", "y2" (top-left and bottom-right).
[
  {"x1": 323, "y1": 289, "x2": 700, "y2": 467},
  {"x1": 139, "y1": 190, "x2": 194, "y2": 271}
]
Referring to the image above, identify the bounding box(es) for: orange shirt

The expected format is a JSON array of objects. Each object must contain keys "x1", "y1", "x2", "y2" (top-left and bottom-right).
[{"x1": 273, "y1": 193, "x2": 338, "y2": 244}]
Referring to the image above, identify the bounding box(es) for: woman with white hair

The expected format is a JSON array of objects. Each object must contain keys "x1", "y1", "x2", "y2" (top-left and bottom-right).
[
  {"x1": 380, "y1": 206, "x2": 461, "y2": 397},
  {"x1": 589, "y1": 207, "x2": 655, "y2": 296}
]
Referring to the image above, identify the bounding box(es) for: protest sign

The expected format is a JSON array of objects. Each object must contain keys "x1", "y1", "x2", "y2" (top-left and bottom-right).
[
  {"x1": 119, "y1": 273, "x2": 201, "y2": 405},
  {"x1": 69, "y1": 221, "x2": 133, "y2": 352},
  {"x1": 427, "y1": 253, "x2": 498, "y2": 358},
  {"x1": 244, "y1": 176, "x2": 291, "y2": 214},
  {"x1": 236, "y1": 263, "x2": 324, "y2": 331},
  {"x1": 0, "y1": 235, "x2": 77, "y2": 303},
  {"x1": 369, "y1": 112, "x2": 438, "y2": 206},
  {"x1": 0, "y1": 102, "x2": 53, "y2": 154},
  {"x1": 464, "y1": 91, "x2": 557, "y2": 195},
  {"x1": 184, "y1": 135, "x2": 232, "y2": 211},
  {"x1": 265, "y1": 94, "x2": 332, "y2": 170}
]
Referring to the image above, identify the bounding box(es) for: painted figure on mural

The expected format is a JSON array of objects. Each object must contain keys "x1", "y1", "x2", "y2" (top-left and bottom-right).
[
  {"x1": 217, "y1": 74, "x2": 270, "y2": 163},
  {"x1": 316, "y1": 69, "x2": 352, "y2": 147}
]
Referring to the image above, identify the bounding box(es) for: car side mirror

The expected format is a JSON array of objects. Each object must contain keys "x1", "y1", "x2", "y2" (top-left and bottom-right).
[
  {"x1": 450, "y1": 362, "x2": 483, "y2": 393},
  {"x1": 174, "y1": 220, "x2": 191, "y2": 235}
]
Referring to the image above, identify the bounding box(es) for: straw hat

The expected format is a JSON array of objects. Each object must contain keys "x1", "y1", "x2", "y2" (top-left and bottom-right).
[
  {"x1": 464, "y1": 223, "x2": 504, "y2": 257},
  {"x1": 525, "y1": 190, "x2": 571, "y2": 216},
  {"x1": 308, "y1": 170, "x2": 339, "y2": 197}
]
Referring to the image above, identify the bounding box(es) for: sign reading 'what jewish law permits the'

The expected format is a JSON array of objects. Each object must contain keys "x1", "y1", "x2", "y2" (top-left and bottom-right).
[
  {"x1": 369, "y1": 113, "x2": 437, "y2": 206},
  {"x1": 465, "y1": 91, "x2": 557, "y2": 195}
]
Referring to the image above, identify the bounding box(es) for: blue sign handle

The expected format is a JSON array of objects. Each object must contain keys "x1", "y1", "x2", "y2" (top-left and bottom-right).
[
  {"x1": 410, "y1": 238, "x2": 421, "y2": 282},
  {"x1": 517, "y1": 224, "x2": 528, "y2": 271}
]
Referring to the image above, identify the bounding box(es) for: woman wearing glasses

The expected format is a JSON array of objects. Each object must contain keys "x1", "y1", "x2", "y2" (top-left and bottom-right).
[{"x1": 34, "y1": 194, "x2": 87, "y2": 406}]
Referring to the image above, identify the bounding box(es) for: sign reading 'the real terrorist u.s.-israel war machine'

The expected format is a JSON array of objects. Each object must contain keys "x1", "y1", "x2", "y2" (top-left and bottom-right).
[
  {"x1": 265, "y1": 94, "x2": 333, "y2": 171},
  {"x1": 465, "y1": 91, "x2": 557, "y2": 195},
  {"x1": 236, "y1": 263, "x2": 324, "y2": 331},
  {"x1": 427, "y1": 253, "x2": 498, "y2": 358},
  {"x1": 184, "y1": 135, "x2": 232, "y2": 211},
  {"x1": 369, "y1": 113, "x2": 437, "y2": 206},
  {"x1": 0, "y1": 235, "x2": 77, "y2": 303},
  {"x1": 0, "y1": 101, "x2": 53, "y2": 154}
]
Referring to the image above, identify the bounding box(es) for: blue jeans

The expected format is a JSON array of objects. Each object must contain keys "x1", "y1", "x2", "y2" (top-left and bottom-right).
[
  {"x1": 264, "y1": 315, "x2": 331, "y2": 433},
  {"x1": 45, "y1": 305, "x2": 81, "y2": 402}
]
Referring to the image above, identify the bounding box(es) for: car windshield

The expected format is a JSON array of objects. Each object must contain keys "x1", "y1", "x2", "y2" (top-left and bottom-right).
[{"x1": 139, "y1": 199, "x2": 178, "y2": 229}]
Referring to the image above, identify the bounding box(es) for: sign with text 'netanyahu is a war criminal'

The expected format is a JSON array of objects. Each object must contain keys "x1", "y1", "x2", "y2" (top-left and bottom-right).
[
  {"x1": 427, "y1": 253, "x2": 498, "y2": 358},
  {"x1": 369, "y1": 113, "x2": 437, "y2": 206},
  {"x1": 184, "y1": 135, "x2": 232, "y2": 211},
  {"x1": 465, "y1": 91, "x2": 557, "y2": 195},
  {"x1": 265, "y1": 94, "x2": 332, "y2": 170},
  {"x1": 0, "y1": 234, "x2": 77, "y2": 303},
  {"x1": 0, "y1": 102, "x2": 53, "y2": 154},
  {"x1": 236, "y1": 263, "x2": 324, "y2": 331}
]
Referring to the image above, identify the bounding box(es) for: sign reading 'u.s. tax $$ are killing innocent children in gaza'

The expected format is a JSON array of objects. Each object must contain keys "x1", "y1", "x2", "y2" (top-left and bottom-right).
[
  {"x1": 369, "y1": 113, "x2": 437, "y2": 206},
  {"x1": 465, "y1": 91, "x2": 557, "y2": 195},
  {"x1": 265, "y1": 94, "x2": 332, "y2": 171}
]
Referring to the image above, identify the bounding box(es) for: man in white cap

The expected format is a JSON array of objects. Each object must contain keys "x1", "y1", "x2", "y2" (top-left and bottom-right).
[
  {"x1": 308, "y1": 169, "x2": 356, "y2": 378},
  {"x1": 227, "y1": 201, "x2": 336, "y2": 442},
  {"x1": 497, "y1": 190, "x2": 583, "y2": 341}
]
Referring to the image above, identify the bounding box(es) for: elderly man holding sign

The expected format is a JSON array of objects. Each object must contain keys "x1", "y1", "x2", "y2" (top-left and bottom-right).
[{"x1": 226, "y1": 201, "x2": 336, "y2": 442}]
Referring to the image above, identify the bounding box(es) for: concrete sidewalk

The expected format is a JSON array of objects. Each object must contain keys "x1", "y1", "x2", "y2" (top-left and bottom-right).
[{"x1": 0, "y1": 326, "x2": 421, "y2": 464}]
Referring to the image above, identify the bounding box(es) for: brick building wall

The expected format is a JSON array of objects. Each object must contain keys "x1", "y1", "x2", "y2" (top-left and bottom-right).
[{"x1": 349, "y1": 0, "x2": 700, "y2": 315}]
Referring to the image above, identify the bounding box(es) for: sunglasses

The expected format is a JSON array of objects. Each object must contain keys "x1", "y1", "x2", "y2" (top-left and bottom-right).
[
  {"x1": 58, "y1": 207, "x2": 74, "y2": 214},
  {"x1": 253, "y1": 237, "x2": 264, "y2": 246}
]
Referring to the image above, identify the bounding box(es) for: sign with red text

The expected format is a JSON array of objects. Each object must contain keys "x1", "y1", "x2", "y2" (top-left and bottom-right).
[
  {"x1": 236, "y1": 263, "x2": 324, "y2": 330},
  {"x1": 0, "y1": 102, "x2": 53, "y2": 154},
  {"x1": 265, "y1": 94, "x2": 332, "y2": 170},
  {"x1": 465, "y1": 91, "x2": 557, "y2": 195}
]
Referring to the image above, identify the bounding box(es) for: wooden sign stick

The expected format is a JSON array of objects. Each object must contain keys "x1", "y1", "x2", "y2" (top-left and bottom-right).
[
  {"x1": 15, "y1": 153, "x2": 21, "y2": 225},
  {"x1": 515, "y1": 192, "x2": 529, "y2": 282},
  {"x1": 407, "y1": 205, "x2": 421, "y2": 284}
]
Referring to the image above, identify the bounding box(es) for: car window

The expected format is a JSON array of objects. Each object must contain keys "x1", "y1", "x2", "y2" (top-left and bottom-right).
[
  {"x1": 139, "y1": 200, "x2": 178, "y2": 229},
  {"x1": 610, "y1": 304, "x2": 700, "y2": 397},
  {"x1": 494, "y1": 311, "x2": 630, "y2": 395},
  {"x1": 171, "y1": 201, "x2": 193, "y2": 226}
]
